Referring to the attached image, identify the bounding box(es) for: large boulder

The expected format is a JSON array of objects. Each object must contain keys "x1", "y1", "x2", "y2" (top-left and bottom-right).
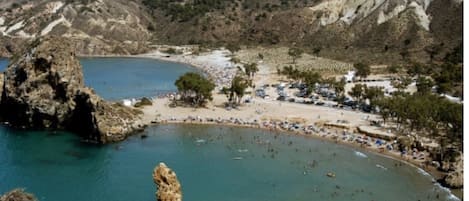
[
  {"x1": 153, "y1": 163, "x2": 182, "y2": 201},
  {"x1": 0, "y1": 189, "x2": 37, "y2": 201},
  {"x1": 443, "y1": 153, "x2": 463, "y2": 188},
  {"x1": 0, "y1": 36, "x2": 143, "y2": 143}
]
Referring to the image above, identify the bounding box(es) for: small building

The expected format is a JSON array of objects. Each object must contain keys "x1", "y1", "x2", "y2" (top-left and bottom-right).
[{"x1": 343, "y1": 71, "x2": 356, "y2": 83}]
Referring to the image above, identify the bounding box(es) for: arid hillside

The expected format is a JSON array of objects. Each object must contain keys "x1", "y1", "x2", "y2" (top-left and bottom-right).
[{"x1": 0, "y1": 0, "x2": 463, "y2": 64}]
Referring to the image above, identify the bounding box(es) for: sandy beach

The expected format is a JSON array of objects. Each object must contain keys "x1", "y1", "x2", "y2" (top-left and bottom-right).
[
  {"x1": 84, "y1": 46, "x2": 459, "y2": 198},
  {"x1": 130, "y1": 47, "x2": 437, "y2": 172}
]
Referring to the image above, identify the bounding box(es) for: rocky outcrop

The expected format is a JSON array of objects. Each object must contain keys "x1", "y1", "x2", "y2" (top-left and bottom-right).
[
  {"x1": 0, "y1": 189, "x2": 37, "y2": 201},
  {"x1": 0, "y1": 36, "x2": 143, "y2": 143},
  {"x1": 443, "y1": 153, "x2": 463, "y2": 188},
  {"x1": 153, "y1": 163, "x2": 182, "y2": 201}
]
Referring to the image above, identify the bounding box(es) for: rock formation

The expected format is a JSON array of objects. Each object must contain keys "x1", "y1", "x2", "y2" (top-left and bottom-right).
[
  {"x1": 0, "y1": 36, "x2": 143, "y2": 143},
  {"x1": 0, "y1": 189, "x2": 37, "y2": 201},
  {"x1": 443, "y1": 153, "x2": 463, "y2": 188},
  {"x1": 153, "y1": 163, "x2": 182, "y2": 201},
  {"x1": 0, "y1": 0, "x2": 152, "y2": 57}
]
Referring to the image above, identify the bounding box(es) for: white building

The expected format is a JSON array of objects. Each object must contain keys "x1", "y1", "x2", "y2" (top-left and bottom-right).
[{"x1": 343, "y1": 71, "x2": 356, "y2": 82}]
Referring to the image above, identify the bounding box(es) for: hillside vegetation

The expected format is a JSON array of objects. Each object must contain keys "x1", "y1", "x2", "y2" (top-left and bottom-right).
[{"x1": 0, "y1": 0, "x2": 463, "y2": 65}]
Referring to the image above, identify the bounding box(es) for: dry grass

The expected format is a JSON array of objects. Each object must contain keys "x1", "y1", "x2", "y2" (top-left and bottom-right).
[{"x1": 236, "y1": 47, "x2": 354, "y2": 75}]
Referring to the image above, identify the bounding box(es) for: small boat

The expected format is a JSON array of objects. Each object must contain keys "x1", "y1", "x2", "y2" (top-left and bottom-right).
[
  {"x1": 232, "y1": 157, "x2": 243, "y2": 160},
  {"x1": 326, "y1": 172, "x2": 336, "y2": 178}
]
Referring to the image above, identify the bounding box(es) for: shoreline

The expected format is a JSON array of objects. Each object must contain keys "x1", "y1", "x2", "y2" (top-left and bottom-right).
[
  {"x1": 146, "y1": 120, "x2": 462, "y2": 199},
  {"x1": 2, "y1": 49, "x2": 463, "y2": 199},
  {"x1": 108, "y1": 47, "x2": 463, "y2": 199},
  {"x1": 79, "y1": 48, "x2": 238, "y2": 88}
]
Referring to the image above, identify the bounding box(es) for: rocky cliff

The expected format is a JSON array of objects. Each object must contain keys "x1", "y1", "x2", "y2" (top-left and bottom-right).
[
  {"x1": 153, "y1": 163, "x2": 182, "y2": 201},
  {"x1": 0, "y1": 36, "x2": 143, "y2": 143},
  {"x1": 0, "y1": 0, "x2": 152, "y2": 57},
  {"x1": 145, "y1": 0, "x2": 462, "y2": 64}
]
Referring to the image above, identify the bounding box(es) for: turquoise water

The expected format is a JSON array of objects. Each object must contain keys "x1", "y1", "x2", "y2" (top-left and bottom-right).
[
  {"x1": 0, "y1": 58, "x2": 458, "y2": 201},
  {"x1": 0, "y1": 125, "x2": 457, "y2": 201},
  {"x1": 0, "y1": 57, "x2": 198, "y2": 100}
]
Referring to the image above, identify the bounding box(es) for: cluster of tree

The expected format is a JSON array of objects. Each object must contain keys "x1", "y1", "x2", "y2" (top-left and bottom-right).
[
  {"x1": 353, "y1": 62, "x2": 371, "y2": 79},
  {"x1": 243, "y1": 62, "x2": 259, "y2": 78},
  {"x1": 143, "y1": 0, "x2": 233, "y2": 22},
  {"x1": 222, "y1": 74, "x2": 249, "y2": 106},
  {"x1": 174, "y1": 72, "x2": 215, "y2": 107},
  {"x1": 222, "y1": 63, "x2": 259, "y2": 106},
  {"x1": 348, "y1": 84, "x2": 384, "y2": 106},
  {"x1": 278, "y1": 65, "x2": 345, "y2": 98},
  {"x1": 287, "y1": 47, "x2": 303, "y2": 64},
  {"x1": 174, "y1": 62, "x2": 258, "y2": 107},
  {"x1": 376, "y1": 93, "x2": 462, "y2": 148},
  {"x1": 391, "y1": 42, "x2": 463, "y2": 96}
]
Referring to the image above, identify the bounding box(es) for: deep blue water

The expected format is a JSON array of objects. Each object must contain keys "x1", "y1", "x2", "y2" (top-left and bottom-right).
[
  {"x1": 0, "y1": 58, "x2": 8, "y2": 70},
  {"x1": 0, "y1": 58, "x2": 459, "y2": 201},
  {"x1": 0, "y1": 57, "x2": 198, "y2": 100}
]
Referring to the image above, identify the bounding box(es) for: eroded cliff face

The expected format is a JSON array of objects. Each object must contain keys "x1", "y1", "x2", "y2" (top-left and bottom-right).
[
  {"x1": 153, "y1": 163, "x2": 182, "y2": 201},
  {"x1": 0, "y1": 0, "x2": 152, "y2": 57},
  {"x1": 0, "y1": 0, "x2": 462, "y2": 63},
  {"x1": 0, "y1": 36, "x2": 143, "y2": 143}
]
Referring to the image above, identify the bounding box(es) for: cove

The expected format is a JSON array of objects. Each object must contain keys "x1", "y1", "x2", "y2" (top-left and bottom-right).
[
  {"x1": 0, "y1": 57, "x2": 199, "y2": 100},
  {"x1": 0, "y1": 57, "x2": 459, "y2": 201},
  {"x1": 0, "y1": 124, "x2": 458, "y2": 201}
]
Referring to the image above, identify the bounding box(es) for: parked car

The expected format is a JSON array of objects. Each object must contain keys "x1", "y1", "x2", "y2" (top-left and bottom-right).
[{"x1": 277, "y1": 96, "x2": 287, "y2": 101}]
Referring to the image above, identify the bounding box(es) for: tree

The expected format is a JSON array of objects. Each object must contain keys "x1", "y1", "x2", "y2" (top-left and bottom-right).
[
  {"x1": 226, "y1": 43, "x2": 241, "y2": 56},
  {"x1": 302, "y1": 71, "x2": 321, "y2": 95},
  {"x1": 244, "y1": 62, "x2": 259, "y2": 78},
  {"x1": 363, "y1": 86, "x2": 384, "y2": 106},
  {"x1": 353, "y1": 62, "x2": 371, "y2": 79},
  {"x1": 288, "y1": 47, "x2": 303, "y2": 64},
  {"x1": 416, "y1": 77, "x2": 434, "y2": 95},
  {"x1": 175, "y1": 72, "x2": 215, "y2": 107},
  {"x1": 387, "y1": 65, "x2": 401, "y2": 74},
  {"x1": 279, "y1": 65, "x2": 301, "y2": 80},
  {"x1": 349, "y1": 84, "x2": 366, "y2": 102},
  {"x1": 325, "y1": 78, "x2": 346, "y2": 103},
  {"x1": 406, "y1": 62, "x2": 427, "y2": 77},
  {"x1": 223, "y1": 74, "x2": 249, "y2": 106},
  {"x1": 392, "y1": 75, "x2": 412, "y2": 92}
]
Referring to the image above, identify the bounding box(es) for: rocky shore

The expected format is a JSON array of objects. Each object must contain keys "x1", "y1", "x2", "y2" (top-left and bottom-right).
[{"x1": 0, "y1": 36, "x2": 145, "y2": 143}]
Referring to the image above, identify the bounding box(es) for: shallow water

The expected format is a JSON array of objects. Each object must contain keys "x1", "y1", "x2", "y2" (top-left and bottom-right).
[
  {"x1": 0, "y1": 125, "x2": 457, "y2": 201},
  {"x1": 0, "y1": 57, "x2": 198, "y2": 100},
  {"x1": 0, "y1": 57, "x2": 459, "y2": 201}
]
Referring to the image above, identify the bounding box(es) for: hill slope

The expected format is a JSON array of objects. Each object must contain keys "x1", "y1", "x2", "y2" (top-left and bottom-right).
[{"x1": 0, "y1": 0, "x2": 462, "y2": 64}]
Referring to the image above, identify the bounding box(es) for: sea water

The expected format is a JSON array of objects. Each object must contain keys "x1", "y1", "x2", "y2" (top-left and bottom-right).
[
  {"x1": 0, "y1": 125, "x2": 458, "y2": 201},
  {"x1": 0, "y1": 58, "x2": 459, "y2": 201},
  {"x1": 0, "y1": 57, "x2": 198, "y2": 100}
]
